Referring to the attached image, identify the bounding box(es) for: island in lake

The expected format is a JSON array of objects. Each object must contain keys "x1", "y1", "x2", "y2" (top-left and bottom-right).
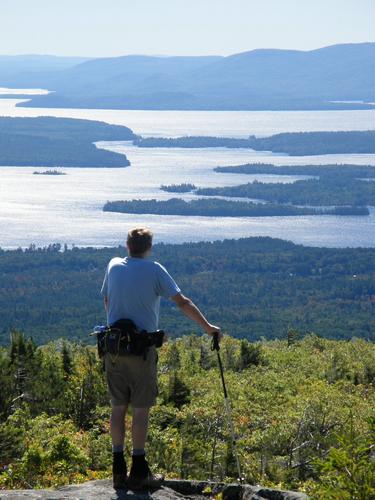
[
  {"x1": 0, "y1": 117, "x2": 136, "y2": 167},
  {"x1": 33, "y1": 169, "x2": 66, "y2": 175},
  {"x1": 160, "y1": 183, "x2": 196, "y2": 192},
  {"x1": 163, "y1": 164, "x2": 375, "y2": 207},
  {"x1": 103, "y1": 198, "x2": 368, "y2": 217}
]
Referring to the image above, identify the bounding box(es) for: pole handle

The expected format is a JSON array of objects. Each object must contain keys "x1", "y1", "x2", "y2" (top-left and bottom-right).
[{"x1": 211, "y1": 331, "x2": 220, "y2": 351}]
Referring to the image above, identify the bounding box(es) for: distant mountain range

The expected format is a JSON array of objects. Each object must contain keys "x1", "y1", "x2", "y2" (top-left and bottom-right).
[
  {"x1": 1, "y1": 43, "x2": 375, "y2": 110},
  {"x1": 0, "y1": 55, "x2": 90, "y2": 88}
]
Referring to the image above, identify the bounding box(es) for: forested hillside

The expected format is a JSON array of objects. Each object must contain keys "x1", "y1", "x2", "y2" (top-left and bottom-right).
[
  {"x1": 1, "y1": 238, "x2": 374, "y2": 344},
  {"x1": 0, "y1": 334, "x2": 374, "y2": 498}
]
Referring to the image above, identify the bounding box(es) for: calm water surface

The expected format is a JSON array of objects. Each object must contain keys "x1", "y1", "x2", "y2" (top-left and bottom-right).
[
  {"x1": 1, "y1": 94, "x2": 375, "y2": 249},
  {"x1": 1, "y1": 96, "x2": 375, "y2": 138}
]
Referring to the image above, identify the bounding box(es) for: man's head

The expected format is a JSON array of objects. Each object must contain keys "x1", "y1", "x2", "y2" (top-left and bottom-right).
[{"x1": 126, "y1": 227, "x2": 153, "y2": 257}]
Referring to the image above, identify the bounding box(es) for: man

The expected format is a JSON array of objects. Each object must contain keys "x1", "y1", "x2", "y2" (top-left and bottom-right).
[{"x1": 101, "y1": 227, "x2": 220, "y2": 490}]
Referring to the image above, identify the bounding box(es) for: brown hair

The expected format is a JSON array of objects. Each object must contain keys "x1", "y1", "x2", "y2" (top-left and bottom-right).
[{"x1": 127, "y1": 227, "x2": 153, "y2": 256}]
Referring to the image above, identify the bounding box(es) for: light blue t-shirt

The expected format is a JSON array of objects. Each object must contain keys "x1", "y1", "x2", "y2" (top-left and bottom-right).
[{"x1": 101, "y1": 256, "x2": 181, "y2": 331}]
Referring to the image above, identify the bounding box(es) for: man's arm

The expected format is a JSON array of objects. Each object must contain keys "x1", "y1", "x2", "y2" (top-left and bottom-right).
[
  {"x1": 103, "y1": 296, "x2": 108, "y2": 312},
  {"x1": 171, "y1": 293, "x2": 220, "y2": 336}
]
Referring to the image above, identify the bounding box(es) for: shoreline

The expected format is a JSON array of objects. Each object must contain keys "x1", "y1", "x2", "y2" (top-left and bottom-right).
[{"x1": 1, "y1": 233, "x2": 375, "y2": 251}]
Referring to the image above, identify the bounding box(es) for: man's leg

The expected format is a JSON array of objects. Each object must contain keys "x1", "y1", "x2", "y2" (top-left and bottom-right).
[
  {"x1": 111, "y1": 404, "x2": 128, "y2": 446},
  {"x1": 110, "y1": 405, "x2": 128, "y2": 488},
  {"x1": 132, "y1": 407, "x2": 149, "y2": 450},
  {"x1": 128, "y1": 407, "x2": 163, "y2": 490}
]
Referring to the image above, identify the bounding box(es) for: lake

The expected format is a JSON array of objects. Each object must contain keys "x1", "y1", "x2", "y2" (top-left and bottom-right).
[
  {"x1": 2, "y1": 95, "x2": 375, "y2": 138},
  {"x1": 1, "y1": 94, "x2": 375, "y2": 249}
]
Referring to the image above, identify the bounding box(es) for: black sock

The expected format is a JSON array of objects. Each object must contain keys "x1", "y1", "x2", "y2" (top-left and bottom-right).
[
  {"x1": 113, "y1": 451, "x2": 127, "y2": 474},
  {"x1": 131, "y1": 453, "x2": 148, "y2": 473}
]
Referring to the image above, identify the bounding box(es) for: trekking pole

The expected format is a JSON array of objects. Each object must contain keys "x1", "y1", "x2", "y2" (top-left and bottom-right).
[{"x1": 211, "y1": 332, "x2": 243, "y2": 483}]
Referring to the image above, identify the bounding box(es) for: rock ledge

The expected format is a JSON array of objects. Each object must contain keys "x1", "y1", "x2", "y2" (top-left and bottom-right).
[{"x1": 0, "y1": 478, "x2": 309, "y2": 499}]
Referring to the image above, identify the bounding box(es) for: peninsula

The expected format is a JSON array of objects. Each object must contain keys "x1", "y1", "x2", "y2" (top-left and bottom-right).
[
  {"x1": 0, "y1": 117, "x2": 136, "y2": 167},
  {"x1": 195, "y1": 163, "x2": 375, "y2": 206},
  {"x1": 134, "y1": 131, "x2": 375, "y2": 156}
]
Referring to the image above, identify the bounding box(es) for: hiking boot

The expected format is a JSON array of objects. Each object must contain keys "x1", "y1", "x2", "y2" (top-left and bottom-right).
[
  {"x1": 112, "y1": 452, "x2": 127, "y2": 489},
  {"x1": 113, "y1": 473, "x2": 127, "y2": 489},
  {"x1": 127, "y1": 455, "x2": 164, "y2": 491}
]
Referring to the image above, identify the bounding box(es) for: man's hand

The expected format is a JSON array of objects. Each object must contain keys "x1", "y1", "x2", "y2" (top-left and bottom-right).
[
  {"x1": 162, "y1": 331, "x2": 169, "y2": 344},
  {"x1": 172, "y1": 294, "x2": 221, "y2": 339},
  {"x1": 205, "y1": 324, "x2": 222, "y2": 341}
]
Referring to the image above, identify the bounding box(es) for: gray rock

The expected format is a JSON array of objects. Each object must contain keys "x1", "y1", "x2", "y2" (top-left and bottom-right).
[{"x1": 0, "y1": 479, "x2": 309, "y2": 500}]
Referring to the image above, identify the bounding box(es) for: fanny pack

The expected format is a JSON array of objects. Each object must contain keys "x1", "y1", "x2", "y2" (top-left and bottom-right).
[{"x1": 93, "y1": 319, "x2": 165, "y2": 360}]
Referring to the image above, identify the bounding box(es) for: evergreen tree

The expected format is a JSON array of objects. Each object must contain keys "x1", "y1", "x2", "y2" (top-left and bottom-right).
[
  {"x1": 61, "y1": 342, "x2": 73, "y2": 378},
  {"x1": 166, "y1": 342, "x2": 181, "y2": 370},
  {"x1": 167, "y1": 372, "x2": 190, "y2": 408},
  {"x1": 238, "y1": 340, "x2": 262, "y2": 370},
  {"x1": 287, "y1": 328, "x2": 300, "y2": 346},
  {"x1": 199, "y1": 344, "x2": 210, "y2": 370}
]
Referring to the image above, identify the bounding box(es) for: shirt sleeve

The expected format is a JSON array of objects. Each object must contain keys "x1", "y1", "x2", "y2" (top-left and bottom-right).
[
  {"x1": 155, "y1": 262, "x2": 181, "y2": 298},
  {"x1": 100, "y1": 266, "x2": 108, "y2": 297}
]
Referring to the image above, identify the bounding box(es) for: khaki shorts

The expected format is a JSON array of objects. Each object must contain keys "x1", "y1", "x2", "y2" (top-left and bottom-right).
[{"x1": 105, "y1": 347, "x2": 158, "y2": 408}]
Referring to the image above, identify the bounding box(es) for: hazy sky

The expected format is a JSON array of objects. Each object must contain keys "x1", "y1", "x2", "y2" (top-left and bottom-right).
[{"x1": 1, "y1": 0, "x2": 374, "y2": 57}]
